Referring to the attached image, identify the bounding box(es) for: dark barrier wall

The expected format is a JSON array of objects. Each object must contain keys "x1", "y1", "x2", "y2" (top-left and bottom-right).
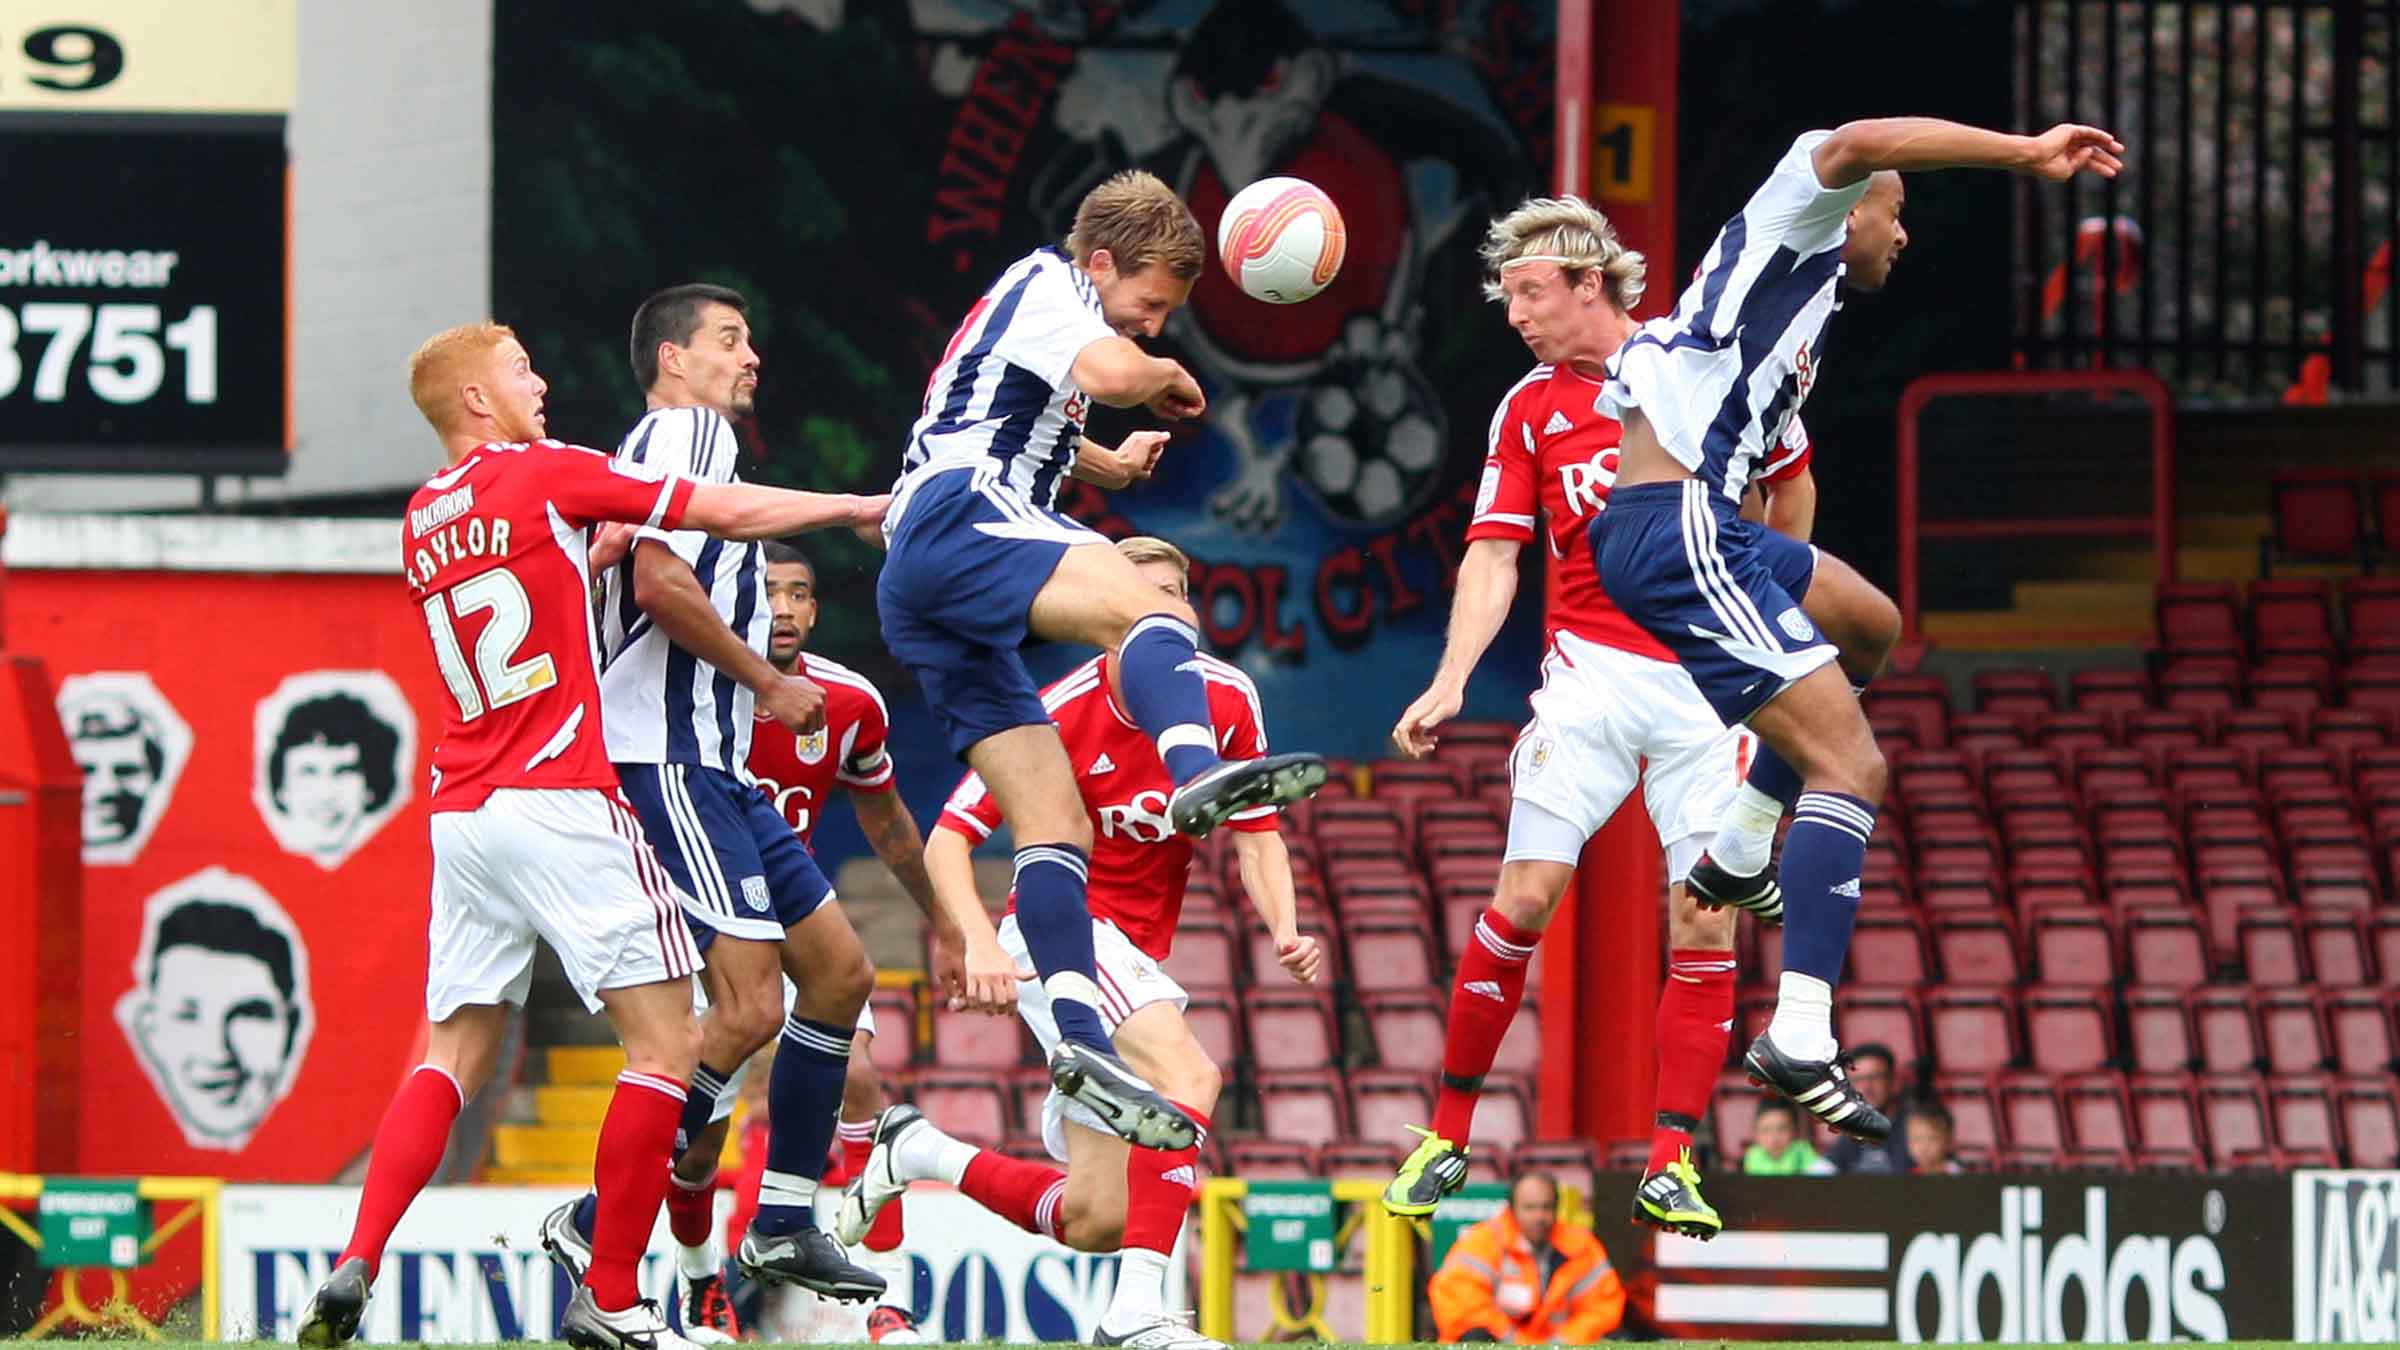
[
  {"x1": 1556, "y1": 1172, "x2": 2291, "y2": 1343},
  {"x1": 491, "y1": 0, "x2": 1562, "y2": 778}
]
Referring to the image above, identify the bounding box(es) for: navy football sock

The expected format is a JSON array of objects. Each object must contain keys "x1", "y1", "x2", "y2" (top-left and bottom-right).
[
  {"x1": 674, "y1": 1062, "x2": 732, "y2": 1162},
  {"x1": 1769, "y1": 791, "x2": 1876, "y2": 1060},
  {"x1": 1744, "y1": 743, "x2": 1806, "y2": 811},
  {"x1": 750, "y1": 1015, "x2": 852, "y2": 1235},
  {"x1": 1012, "y1": 843, "x2": 1113, "y2": 1051},
  {"x1": 571, "y1": 1188, "x2": 599, "y2": 1243},
  {"x1": 1119, "y1": 613, "x2": 1219, "y2": 786}
]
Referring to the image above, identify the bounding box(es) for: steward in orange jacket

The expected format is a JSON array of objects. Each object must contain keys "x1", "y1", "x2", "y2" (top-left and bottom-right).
[{"x1": 1429, "y1": 1173, "x2": 1625, "y2": 1343}]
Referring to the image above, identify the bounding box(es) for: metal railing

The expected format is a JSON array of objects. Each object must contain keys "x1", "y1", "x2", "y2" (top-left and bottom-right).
[{"x1": 2015, "y1": 1, "x2": 2397, "y2": 399}]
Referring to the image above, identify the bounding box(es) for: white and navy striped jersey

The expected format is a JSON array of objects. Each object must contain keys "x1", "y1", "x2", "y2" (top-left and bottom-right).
[
  {"x1": 1599, "y1": 130, "x2": 1865, "y2": 503},
  {"x1": 893, "y1": 245, "x2": 1115, "y2": 514},
  {"x1": 598, "y1": 405, "x2": 769, "y2": 775}
]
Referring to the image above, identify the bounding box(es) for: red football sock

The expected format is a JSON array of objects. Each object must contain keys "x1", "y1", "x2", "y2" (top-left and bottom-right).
[
  {"x1": 960, "y1": 1150, "x2": 1068, "y2": 1241},
  {"x1": 1431, "y1": 907, "x2": 1538, "y2": 1143},
  {"x1": 837, "y1": 1116, "x2": 907, "y2": 1251},
  {"x1": 1123, "y1": 1102, "x2": 1208, "y2": 1255},
  {"x1": 665, "y1": 1171, "x2": 716, "y2": 1250},
  {"x1": 338, "y1": 1066, "x2": 464, "y2": 1277},
  {"x1": 1649, "y1": 947, "x2": 1738, "y2": 1175},
  {"x1": 588, "y1": 1070, "x2": 687, "y2": 1311}
]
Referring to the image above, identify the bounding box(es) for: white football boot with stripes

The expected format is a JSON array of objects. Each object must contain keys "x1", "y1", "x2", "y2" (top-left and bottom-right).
[
  {"x1": 1166, "y1": 752, "x2": 1329, "y2": 838},
  {"x1": 1743, "y1": 1031, "x2": 1890, "y2": 1141},
  {"x1": 833, "y1": 1103, "x2": 926, "y2": 1246},
  {"x1": 1049, "y1": 1042, "x2": 1199, "y2": 1150}
]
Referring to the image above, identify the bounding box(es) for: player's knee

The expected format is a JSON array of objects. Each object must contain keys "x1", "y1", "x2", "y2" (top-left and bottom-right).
[
  {"x1": 1163, "y1": 1054, "x2": 1223, "y2": 1116},
  {"x1": 1838, "y1": 590, "x2": 1902, "y2": 679},
  {"x1": 1842, "y1": 734, "x2": 1889, "y2": 805},
  {"x1": 1667, "y1": 894, "x2": 1736, "y2": 950},
  {"x1": 720, "y1": 983, "x2": 784, "y2": 1056},
  {"x1": 1490, "y1": 873, "x2": 1563, "y2": 932},
  {"x1": 1059, "y1": 1197, "x2": 1125, "y2": 1253},
  {"x1": 1019, "y1": 810, "x2": 1095, "y2": 856}
]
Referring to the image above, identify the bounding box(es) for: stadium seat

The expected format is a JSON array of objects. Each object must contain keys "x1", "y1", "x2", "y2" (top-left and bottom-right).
[
  {"x1": 2251, "y1": 576, "x2": 2342, "y2": 659},
  {"x1": 2271, "y1": 1074, "x2": 2342, "y2": 1158},
  {"x1": 2199, "y1": 1074, "x2": 2270, "y2": 1170},
  {"x1": 2071, "y1": 668, "x2": 2155, "y2": 718},
  {"x1": 2372, "y1": 915, "x2": 2400, "y2": 988},
  {"x1": 1254, "y1": 1074, "x2": 1349, "y2": 1143},
  {"x1": 2236, "y1": 909, "x2": 2306, "y2": 986},
  {"x1": 1928, "y1": 989, "x2": 2018, "y2": 1074},
  {"x1": 2024, "y1": 986, "x2": 2114, "y2": 1072},
  {"x1": 1512, "y1": 1140, "x2": 1601, "y2": 1198},
  {"x1": 933, "y1": 1005, "x2": 1033, "y2": 1069},
  {"x1": 2190, "y1": 989, "x2": 2262, "y2": 1073},
  {"x1": 1975, "y1": 668, "x2": 2057, "y2": 718},
  {"x1": 2376, "y1": 471, "x2": 2400, "y2": 565},
  {"x1": 2156, "y1": 581, "x2": 2244, "y2": 660},
  {"x1": 2131, "y1": 710, "x2": 2210, "y2": 757},
  {"x1": 2220, "y1": 707, "x2": 2298, "y2": 755},
  {"x1": 1997, "y1": 1072, "x2": 2068, "y2": 1152},
  {"x1": 2161, "y1": 663, "x2": 2243, "y2": 717},
  {"x1": 2338, "y1": 1078, "x2": 2400, "y2": 1167},
  {"x1": 2129, "y1": 1074, "x2": 2204, "y2": 1157},
  {"x1": 1932, "y1": 1075, "x2": 2002, "y2": 1154},
  {"x1": 2127, "y1": 988, "x2": 2197, "y2": 1073},
  {"x1": 1985, "y1": 748, "x2": 2069, "y2": 802},
  {"x1": 1244, "y1": 990, "x2": 1340, "y2": 1073},
  {"x1": 2347, "y1": 577, "x2": 2400, "y2": 657},
  {"x1": 2311, "y1": 707, "x2": 2390, "y2": 759},
  {"x1": 2028, "y1": 907, "x2": 2115, "y2": 985},
  {"x1": 2346, "y1": 664, "x2": 2400, "y2": 718},
  {"x1": 1160, "y1": 916, "x2": 1240, "y2": 992},
  {"x1": 1347, "y1": 1070, "x2": 1434, "y2": 1147},
  {"x1": 1319, "y1": 1141, "x2": 1405, "y2": 1181},
  {"x1": 2037, "y1": 711, "x2": 2116, "y2": 756},
  {"x1": 1927, "y1": 910, "x2": 2020, "y2": 986},
  {"x1": 2127, "y1": 908, "x2": 2211, "y2": 988},
  {"x1": 1342, "y1": 919, "x2": 1434, "y2": 993},
  {"x1": 1835, "y1": 989, "x2": 1925, "y2": 1069},
  {"x1": 1952, "y1": 712, "x2": 2026, "y2": 756},
  {"x1": 911, "y1": 1073, "x2": 1011, "y2": 1145},
  {"x1": 1475, "y1": 1074, "x2": 1534, "y2": 1147},
  {"x1": 1359, "y1": 992, "x2": 1446, "y2": 1069},
  {"x1": 1185, "y1": 993, "x2": 1243, "y2": 1069},
  {"x1": 2263, "y1": 470, "x2": 2367, "y2": 575},
  {"x1": 2308, "y1": 913, "x2": 2376, "y2": 987},
  {"x1": 1712, "y1": 1071, "x2": 1765, "y2": 1155},
  {"x1": 1866, "y1": 675, "x2": 1953, "y2": 749},
  {"x1": 1247, "y1": 921, "x2": 1340, "y2": 987},
  {"x1": 1224, "y1": 1139, "x2": 1319, "y2": 1180},
  {"x1": 2065, "y1": 1073, "x2": 2135, "y2": 1153},
  {"x1": 2327, "y1": 991, "x2": 2397, "y2": 1076},
  {"x1": 2260, "y1": 990, "x2": 2331, "y2": 1074},
  {"x1": 868, "y1": 987, "x2": 918, "y2": 1074},
  {"x1": 2253, "y1": 663, "x2": 2333, "y2": 716},
  {"x1": 1849, "y1": 912, "x2": 1932, "y2": 987}
]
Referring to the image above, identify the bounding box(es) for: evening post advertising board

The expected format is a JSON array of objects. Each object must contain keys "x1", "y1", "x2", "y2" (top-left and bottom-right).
[{"x1": 0, "y1": 2, "x2": 290, "y2": 473}]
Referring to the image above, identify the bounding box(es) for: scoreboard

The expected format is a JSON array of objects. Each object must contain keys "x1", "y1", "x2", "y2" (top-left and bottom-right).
[{"x1": 0, "y1": 3, "x2": 293, "y2": 474}]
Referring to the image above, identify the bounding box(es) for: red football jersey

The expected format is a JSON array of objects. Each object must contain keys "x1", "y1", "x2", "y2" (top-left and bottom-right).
[
  {"x1": 747, "y1": 651, "x2": 896, "y2": 845},
  {"x1": 404, "y1": 439, "x2": 693, "y2": 812},
  {"x1": 935, "y1": 651, "x2": 1276, "y2": 961},
  {"x1": 1466, "y1": 363, "x2": 1812, "y2": 657}
]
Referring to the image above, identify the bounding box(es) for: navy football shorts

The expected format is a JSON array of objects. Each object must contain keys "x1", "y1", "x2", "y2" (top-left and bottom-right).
[
  {"x1": 615, "y1": 762, "x2": 834, "y2": 944},
  {"x1": 878, "y1": 465, "x2": 1106, "y2": 759},
  {"x1": 1590, "y1": 478, "x2": 1832, "y2": 725}
]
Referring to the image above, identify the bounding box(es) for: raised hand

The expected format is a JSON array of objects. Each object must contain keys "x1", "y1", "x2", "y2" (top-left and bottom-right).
[{"x1": 2023, "y1": 124, "x2": 2124, "y2": 181}]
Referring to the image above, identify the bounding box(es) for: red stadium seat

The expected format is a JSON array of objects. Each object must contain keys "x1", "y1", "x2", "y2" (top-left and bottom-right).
[
  {"x1": 2327, "y1": 992, "x2": 2397, "y2": 1076},
  {"x1": 1254, "y1": 1073, "x2": 1349, "y2": 1143},
  {"x1": 1712, "y1": 1071, "x2": 1765, "y2": 1155},
  {"x1": 1997, "y1": 1072, "x2": 2068, "y2": 1152},
  {"x1": 2128, "y1": 908, "x2": 2211, "y2": 988},
  {"x1": 1835, "y1": 990, "x2": 1924, "y2": 1069},
  {"x1": 1928, "y1": 989, "x2": 2018, "y2": 1074},
  {"x1": 1932, "y1": 1075, "x2": 2002, "y2": 1155},
  {"x1": 2253, "y1": 663, "x2": 2333, "y2": 716},
  {"x1": 2312, "y1": 707, "x2": 2390, "y2": 759},
  {"x1": 1224, "y1": 1139, "x2": 1319, "y2": 1179},
  {"x1": 1952, "y1": 712, "x2": 2026, "y2": 756},
  {"x1": 2199, "y1": 1074, "x2": 2270, "y2": 1169},
  {"x1": 1342, "y1": 919, "x2": 1435, "y2": 993},
  {"x1": 1319, "y1": 1141, "x2": 1405, "y2": 1180},
  {"x1": 2264, "y1": 470, "x2": 2366, "y2": 574},
  {"x1": 2347, "y1": 664, "x2": 2400, "y2": 718},
  {"x1": 2024, "y1": 986, "x2": 2114, "y2": 1072},
  {"x1": 2372, "y1": 914, "x2": 2400, "y2": 988},
  {"x1": 1848, "y1": 911, "x2": 1930, "y2": 986},
  {"x1": 1512, "y1": 1140, "x2": 1601, "y2": 1198},
  {"x1": 1244, "y1": 990, "x2": 1340, "y2": 1072},
  {"x1": 2338, "y1": 1078, "x2": 2400, "y2": 1167},
  {"x1": 2065, "y1": 1072, "x2": 2136, "y2": 1153},
  {"x1": 868, "y1": 987, "x2": 918, "y2": 1074},
  {"x1": 2220, "y1": 707, "x2": 2298, "y2": 755},
  {"x1": 2029, "y1": 907, "x2": 2116, "y2": 986},
  {"x1": 933, "y1": 1005, "x2": 1033, "y2": 1069},
  {"x1": 1476, "y1": 1074, "x2": 1533, "y2": 1147},
  {"x1": 2156, "y1": 581, "x2": 2244, "y2": 659},
  {"x1": 1975, "y1": 668, "x2": 2057, "y2": 716},
  {"x1": 2260, "y1": 990, "x2": 2331, "y2": 1074},
  {"x1": 2307, "y1": 913, "x2": 2376, "y2": 987},
  {"x1": 2038, "y1": 711, "x2": 2117, "y2": 756},
  {"x1": 1247, "y1": 921, "x2": 1340, "y2": 987},
  {"x1": 1184, "y1": 994, "x2": 1243, "y2": 1068},
  {"x1": 2190, "y1": 989, "x2": 2262, "y2": 1074},
  {"x1": 1986, "y1": 748, "x2": 2069, "y2": 803},
  {"x1": 1347, "y1": 1070, "x2": 1434, "y2": 1148},
  {"x1": 2131, "y1": 710, "x2": 2210, "y2": 757},
  {"x1": 2071, "y1": 669, "x2": 2155, "y2": 718},
  {"x1": 2127, "y1": 988, "x2": 2196, "y2": 1073},
  {"x1": 2129, "y1": 1074, "x2": 2204, "y2": 1156},
  {"x1": 2251, "y1": 576, "x2": 2341, "y2": 659},
  {"x1": 912, "y1": 1072, "x2": 1011, "y2": 1146},
  {"x1": 1866, "y1": 675, "x2": 1953, "y2": 749},
  {"x1": 2375, "y1": 471, "x2": 2400, "y2": 563},
  {"x1": 1360, "y1": 992, "x2": 1446, "y2": 1069},
  {"x1": 2237, "y1": 909, "x2": 2306, "y2": 986},
  {"x1": 2272, "y1": 1075, "x2": 2343, "y2": 1158},
  {"x1": 2346, "y1": 578, "x2": 2400, "y2": 657},
  {"x1": 2161, "y1": 663, "x2": 2243, "y2": 716},
  {"x1": 1160, "y1": 916, "x2": 1240, "y2": 992}
]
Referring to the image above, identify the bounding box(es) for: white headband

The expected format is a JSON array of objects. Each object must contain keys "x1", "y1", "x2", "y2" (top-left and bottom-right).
[{"x1": 1498, "y1": 254, "x2": 1588, "y2": 271}]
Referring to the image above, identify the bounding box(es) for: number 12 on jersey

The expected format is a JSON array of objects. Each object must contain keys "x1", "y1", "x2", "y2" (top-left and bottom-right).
[{"x1": 422, "y1": 569, "x2": 557, "y2": 719}]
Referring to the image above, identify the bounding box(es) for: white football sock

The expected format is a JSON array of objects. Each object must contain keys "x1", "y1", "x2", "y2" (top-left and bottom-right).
[
  {"x1": 894, "y1": 1120, "x2": 978, "y2": 1185},
  {"x1": 1710, "y1": 785, "x2": 1786, "y2": 876},
  {"x1": 1766, "y1": 971, "x2": 1838, "y2": 1063},
  {"x1": 1102, "y1": 1248, "x2": 1173, "y2": 1330}
]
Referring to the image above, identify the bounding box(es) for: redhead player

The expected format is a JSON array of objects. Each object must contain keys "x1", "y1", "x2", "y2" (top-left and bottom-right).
[
  {"x1": 1379, "y1": 198, "x2": 1898, "y2": 1238},
  {"x1": 838, "y1": 536, "x2": 1315, "y2": 1350},
  {"x1": 293, "y1": 322, "x2": 886, "y2": 1350}
]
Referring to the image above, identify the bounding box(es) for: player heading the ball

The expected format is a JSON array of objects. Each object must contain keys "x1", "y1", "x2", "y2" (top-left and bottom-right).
[{"x1": 879, "y1": 170, "x2": 1328, "y2": 1153}]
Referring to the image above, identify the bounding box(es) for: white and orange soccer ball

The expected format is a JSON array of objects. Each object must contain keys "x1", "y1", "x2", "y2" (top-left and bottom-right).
[{"x1": 1214, "y1": 177, "x2": 1346, "y2": 305}]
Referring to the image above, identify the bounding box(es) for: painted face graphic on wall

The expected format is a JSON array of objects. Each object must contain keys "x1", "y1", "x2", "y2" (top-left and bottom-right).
[
  {"x1": 114, "y1": 868, "x2": 315, "y2": 1151},
  {"x1": 252, "y1": 672, "x2": 416, "y2": 869},
  {"x1": 57, "y1": 673, "x2": 193, "y2": 864}
]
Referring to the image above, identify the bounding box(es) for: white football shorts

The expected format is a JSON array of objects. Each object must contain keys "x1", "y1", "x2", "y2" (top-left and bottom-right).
[
  {"x1": 998, "y1": 913, "x2": 1188, "y2": 1161},
  {"x1": 426, "y1": 787, "x2": 702, "y2": 1022},
  {"x1": 1504, "y1": 630, "x2": 1757, "y2": 882}
]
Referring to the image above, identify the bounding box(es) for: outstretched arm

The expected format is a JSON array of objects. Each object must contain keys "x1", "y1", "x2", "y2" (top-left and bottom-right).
[
  {"x1": 680, "y1": 482, "x2": 889, "y2": 541},
  {"x1": 1392, "y1": 538, "x2": 1522, "y2": 757},
  {"x1": 1812, "y1": 118, "x2": 2123, "y2": 188},
  {"x1": 1232, "y1": 828, "x2": 1320, "y2": 985}
]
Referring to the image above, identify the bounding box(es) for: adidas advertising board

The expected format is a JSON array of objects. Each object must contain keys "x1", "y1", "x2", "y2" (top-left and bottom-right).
[
  {"x1": 2292, "y1": 1170, "x2": 2400, "y2": 1341},
  {"x1": 1595, "y1": 1174, "x2": 2288, "y2": 1342}
]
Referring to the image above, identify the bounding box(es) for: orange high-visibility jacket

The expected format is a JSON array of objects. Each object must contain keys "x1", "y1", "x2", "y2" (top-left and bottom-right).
[{"x1": 1428, "y1": 1209, "x2": 1625, "y2": 1344}]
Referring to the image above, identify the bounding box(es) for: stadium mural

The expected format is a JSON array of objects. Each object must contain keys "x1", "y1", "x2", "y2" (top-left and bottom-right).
[
  {"x1": 494, "y1": 0, "x2": 1555, "y2": 763},
  {"x1": 7, "y1": 566, "x2": 441, "y2": 1184}
]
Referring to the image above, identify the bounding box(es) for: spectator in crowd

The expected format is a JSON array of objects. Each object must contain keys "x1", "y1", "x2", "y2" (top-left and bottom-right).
[
  {"x1": 1429, "y1": 1170, "x2": 1624, "y2": 1343},
  {"x1": 1823, "y1": 1043, "x2": 1915, "y2": 1173},
  {"x1": 1741, "y1": 1100, "x2": 1834, "y2": 1176},
  {"x1": 1907, "y1": 1100, "x2": 1966, "y2": 1174}
]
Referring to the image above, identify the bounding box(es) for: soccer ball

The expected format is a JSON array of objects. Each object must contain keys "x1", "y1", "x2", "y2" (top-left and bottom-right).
[{"x1": 1215, "y1": 177, "x2": 1346, "y2": 304}]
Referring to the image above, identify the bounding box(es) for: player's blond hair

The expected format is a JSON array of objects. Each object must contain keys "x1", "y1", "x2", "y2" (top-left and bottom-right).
[
  {"x1": 1068, "y1": 171, "x2": 1206, "y2": 281},
  {"x1": 1116, "y1": 534, "x2": 1191, "y2": 579},
  {"x1": 1480, "y1": 196, "x2": 1647, "y2": 314},
  {"x1": 408, "y1": 322, "x2": 517, "y2": 434}
]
